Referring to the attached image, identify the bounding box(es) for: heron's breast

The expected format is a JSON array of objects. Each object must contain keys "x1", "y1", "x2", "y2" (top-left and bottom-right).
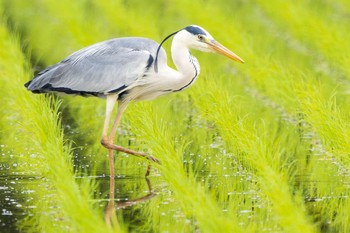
[{"x1": 123, "y1": 86, "x2": 171, "y2": 102}]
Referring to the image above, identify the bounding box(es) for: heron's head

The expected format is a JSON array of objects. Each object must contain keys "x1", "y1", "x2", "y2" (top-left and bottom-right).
[
  {"x1": 176, "y1": 25, "x2": 244, "y2": 63},
  {"x1": 154, "y1": 25, "x2": 244, "y2": 72}
]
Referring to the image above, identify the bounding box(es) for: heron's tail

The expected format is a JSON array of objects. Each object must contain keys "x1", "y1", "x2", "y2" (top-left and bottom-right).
[
  {"x1": 24, "y1": 63, "x2": 61, "y2": 93},
  {"x1": 24, "y1": 80, "x2": 32, "y2": 88},
  {"x1": 24, "y1": 77, "x2": 47, "y2": 93}
]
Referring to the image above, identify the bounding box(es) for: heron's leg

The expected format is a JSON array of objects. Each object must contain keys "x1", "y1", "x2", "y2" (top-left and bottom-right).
[
  {"x1": 105, "y1": 149, "x2": 115, "y2": 222},
  {"x1": 107, "y1": 101, "x2": 128, "y2": 145},
  {"x1": 100, "y1": 95, "x2": 118, "y2": 201},
  {"x1": 101, "y1": 95, "x2": 118, "y2": 143},
  {"x1": 108, "y1": 148, "x2": 115, "y2": 198},
  {"x1": 101, "y1": 100, "x2": 159, "y2": 163}
]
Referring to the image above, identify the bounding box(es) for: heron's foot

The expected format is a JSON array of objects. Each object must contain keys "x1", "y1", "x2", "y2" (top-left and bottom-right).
[
  {"x1": 101, "y1": 139, "x2": 160, "y2": 164},
  {"x1": 146, "y1": 155, "x2": 160, "y2": 163}
]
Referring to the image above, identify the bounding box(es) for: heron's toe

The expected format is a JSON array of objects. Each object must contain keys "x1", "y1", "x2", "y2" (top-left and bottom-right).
[{"x1": 147, "y1": 155, "x2": 161, "y2": 164}]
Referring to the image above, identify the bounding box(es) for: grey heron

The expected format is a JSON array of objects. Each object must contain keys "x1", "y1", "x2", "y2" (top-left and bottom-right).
[{"x1": 25, "y1": 25, "x2": 244, "y2": 177}]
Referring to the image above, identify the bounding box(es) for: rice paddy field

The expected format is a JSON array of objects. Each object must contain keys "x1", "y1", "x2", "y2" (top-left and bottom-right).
[{"x1": 0, "y1": 0, "x2": 349, "y2": 232}]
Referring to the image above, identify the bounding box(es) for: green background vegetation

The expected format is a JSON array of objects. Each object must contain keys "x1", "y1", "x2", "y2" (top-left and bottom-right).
[{"x1": 0, "y1": 0, "x2": 349, "y2": 232}]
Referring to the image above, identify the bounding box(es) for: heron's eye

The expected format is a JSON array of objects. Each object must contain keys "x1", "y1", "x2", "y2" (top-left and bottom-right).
[{"x1": 197, "y1": 35, "x2": 204, "y2": 40}]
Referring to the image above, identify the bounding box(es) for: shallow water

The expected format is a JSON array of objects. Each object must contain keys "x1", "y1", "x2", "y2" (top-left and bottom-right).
[
  {"x1": 0, "y1": 173, "x2": 39, "y2": 233},
  {"x1": 1, "y1": 141, "x2": 349, "y2": 233},
  {"x1": 0, "y1": 153, "x2": 252, "y2": 232}
]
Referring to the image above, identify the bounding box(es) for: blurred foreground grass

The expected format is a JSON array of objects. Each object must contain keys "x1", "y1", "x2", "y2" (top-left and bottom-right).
[{"x1": 0, "y1": 0, "x2": 349, "y2": 232}]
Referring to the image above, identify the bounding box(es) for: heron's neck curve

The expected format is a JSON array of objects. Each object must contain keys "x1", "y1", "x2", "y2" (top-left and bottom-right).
[{"x1": 170, "y1": 39, "x2": 200, "y2": 91}]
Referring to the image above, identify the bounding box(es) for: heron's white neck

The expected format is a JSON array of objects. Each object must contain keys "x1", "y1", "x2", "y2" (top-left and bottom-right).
[{"x1": 170, "y1": 36, "x2": 200, "y2": 91}]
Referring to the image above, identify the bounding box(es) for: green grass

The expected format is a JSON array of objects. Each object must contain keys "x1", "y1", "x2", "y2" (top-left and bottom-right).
[
  {"x1": 1, "y1": 0, "x2": 349, "y2": 232},
  {"x1": 0, "y1": 5, "x2": 116, "y2": 233}
]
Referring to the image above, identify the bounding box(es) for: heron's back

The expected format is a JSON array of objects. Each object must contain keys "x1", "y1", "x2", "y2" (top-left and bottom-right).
[{"x1": 25, "y1": 37, "x2": 167, "y2": 97}]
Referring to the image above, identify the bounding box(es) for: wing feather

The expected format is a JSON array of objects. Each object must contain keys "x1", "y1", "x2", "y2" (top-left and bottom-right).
[{"x1": 25, "y1": 37, "x2": 166, "y2": 96}]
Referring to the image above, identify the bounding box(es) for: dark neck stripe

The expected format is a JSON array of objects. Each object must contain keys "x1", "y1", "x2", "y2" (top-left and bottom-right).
[{"x1": 173, "y1": 55, "x2": 199, "y2": 92}]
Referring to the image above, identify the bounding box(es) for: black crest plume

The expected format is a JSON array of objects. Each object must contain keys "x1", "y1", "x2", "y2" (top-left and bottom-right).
[{"x1": 154, "y1": 29, "x2": 180, "y2": 73}]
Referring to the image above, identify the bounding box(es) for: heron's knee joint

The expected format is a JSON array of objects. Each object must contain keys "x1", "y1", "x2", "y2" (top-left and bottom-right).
[
  {"x1": 101, "y1": 138, "x2": 116, "y2": 149},
  {"x1": 101, "y1": 138, "x2": 109, "y2": 147}
]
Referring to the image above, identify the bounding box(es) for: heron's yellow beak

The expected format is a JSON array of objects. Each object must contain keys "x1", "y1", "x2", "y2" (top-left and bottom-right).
[{"x1": 207, "y1": 39, "x2": 245, "y2": 63}]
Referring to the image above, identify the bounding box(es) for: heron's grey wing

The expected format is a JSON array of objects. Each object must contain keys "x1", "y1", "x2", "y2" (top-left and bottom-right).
[{"x1": 25, "y1": 38, "x2": 163, "y2": 96}]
